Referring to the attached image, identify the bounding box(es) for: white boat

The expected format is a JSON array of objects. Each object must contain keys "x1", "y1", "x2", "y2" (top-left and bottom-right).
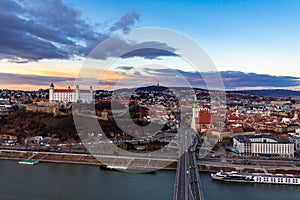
[
  {"x1": 100, "y1": 165, "x2": 128, "y2": 170},
  {"x1": 211, "y1": 170, "x2": 300, "y2": 185},
  {"x1": 18, "y1": 159, "x2": 39, "y2": 165}
]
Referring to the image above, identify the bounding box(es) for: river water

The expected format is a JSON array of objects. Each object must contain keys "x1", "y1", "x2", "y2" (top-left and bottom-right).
[{"x1": 0, "y1": 160, "x2": 299, "y2": 200}]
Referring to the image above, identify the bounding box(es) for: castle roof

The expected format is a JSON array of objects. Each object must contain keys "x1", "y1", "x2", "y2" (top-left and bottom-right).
[
  {"x1": 54, "y1": 89, "x2": 75, "y2": 93},
  {"x1": 54, "y1": 89, "x2": 91, "y2": 93}
]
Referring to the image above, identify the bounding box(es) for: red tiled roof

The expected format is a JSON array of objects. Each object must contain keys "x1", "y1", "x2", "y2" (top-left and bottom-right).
[
  {"x1": 54, "y1": 89, "x2": 90, "y2": 93},
  {"x1": 54, "y1": 89, "x2": 75, "y2": 93},
  {"x1": 277, "y1": 134, "x2": 291, "y2": 139},
  {"x1": 227, "y1": 114, "x2": 241, "y2": 121},
  {"x1": 198, "y1": 112, "x2": 212, "y2": 124},
  {"x1": 212, "y1": 115, "x2": 223, "y2": 122}
]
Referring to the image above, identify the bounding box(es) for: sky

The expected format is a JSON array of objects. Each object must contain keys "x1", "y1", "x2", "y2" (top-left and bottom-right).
[{"x1": 1, "y1": 0, "x2": 300, "y2": 90}]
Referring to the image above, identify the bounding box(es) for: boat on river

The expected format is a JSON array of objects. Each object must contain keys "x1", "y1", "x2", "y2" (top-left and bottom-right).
[
  {"x1": 18, "y1": 159, "x2": 39, "y2": 165},
  {"x1": 211, "y1": 170, "x2": 300, "y2": 185}
]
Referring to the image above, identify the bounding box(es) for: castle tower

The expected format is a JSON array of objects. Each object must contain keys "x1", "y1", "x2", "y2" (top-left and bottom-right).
[
  {"x1": 49, "y1": 83, "x2": 55, "y2": 103},
  {"x1": 75, "y1": 85, "x2": 80, "y2": 102},
  {"x1": 89, "y1": 86, "x2": 93, "y2": 103}
]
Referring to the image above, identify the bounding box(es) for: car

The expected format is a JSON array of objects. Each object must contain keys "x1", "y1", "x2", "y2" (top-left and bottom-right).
[{"x1": 189, "y1": 147, "x2": 194, "y2": 154}]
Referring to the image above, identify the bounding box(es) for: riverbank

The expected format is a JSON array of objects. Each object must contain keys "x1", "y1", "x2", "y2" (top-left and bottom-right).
[
  {"x1": 2, "y1": 149, "x2": 300, "y2": 174},
  {"x1": 0, "y1": 149, "x2": 178, "y2": 170},
  {"x1": 198, "y1": 161, "x2": 300, "y2": 175}
]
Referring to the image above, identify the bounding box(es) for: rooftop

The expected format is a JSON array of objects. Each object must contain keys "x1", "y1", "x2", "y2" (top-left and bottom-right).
[{"x1": 234, "y1": 134, "x2": 291, "y2": 144}]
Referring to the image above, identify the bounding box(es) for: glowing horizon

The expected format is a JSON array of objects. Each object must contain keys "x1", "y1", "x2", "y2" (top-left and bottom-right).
[{"x1": 1, "y1": 0, "x2": 300, "y2": 91}]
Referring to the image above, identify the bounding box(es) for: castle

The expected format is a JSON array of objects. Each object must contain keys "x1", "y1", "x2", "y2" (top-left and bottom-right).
[{"x1": 49, "y1": 83, "x2": 93, "y2": 103}]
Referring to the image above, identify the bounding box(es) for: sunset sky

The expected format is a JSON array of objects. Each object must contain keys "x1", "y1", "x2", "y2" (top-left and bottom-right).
[{"x1": 1, "y1": 0, "x2": 300, "y2": 90}]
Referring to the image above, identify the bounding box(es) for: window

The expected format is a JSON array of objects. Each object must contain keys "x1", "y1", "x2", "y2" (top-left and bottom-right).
[{"x1": 278, "y1": 178, "x2": 282, "y2": 182}]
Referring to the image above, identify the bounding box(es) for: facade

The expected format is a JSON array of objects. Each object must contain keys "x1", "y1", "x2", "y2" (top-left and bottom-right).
[
  {"x1": 191, "y1": 101, "x2": 201, "y2": 131},
  {"x1": 233, "y1": 134, "x2": 294, "y2": 158},
  {"x1": 289, "y1": 131, "x2": 300, "y2": 151},
  {"x1": 291, "y1": 136, "x2": 300, "y2": 151},
  {"x1": 49, "y1": 83, "x2": 93, "y2": 103}
]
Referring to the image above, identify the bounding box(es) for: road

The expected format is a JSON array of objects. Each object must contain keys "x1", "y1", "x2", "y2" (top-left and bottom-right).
[
  {"x1": 174, "y1": 124, "x2": 204, "y2": 200},
  {"x1": 188, "y1": 152, "x2": 203, "y2": 200},
  {"x1": 176, "y1": 153, "x2": 188, "y2": 199}
]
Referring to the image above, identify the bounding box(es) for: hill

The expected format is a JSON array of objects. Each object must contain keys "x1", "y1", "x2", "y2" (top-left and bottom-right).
[
  {"x1": 233, "y1": 89, "x2": 300, "y2": 97},
  {"x1": 0, "y1": 110, "x2": 79, "y2": 143}
]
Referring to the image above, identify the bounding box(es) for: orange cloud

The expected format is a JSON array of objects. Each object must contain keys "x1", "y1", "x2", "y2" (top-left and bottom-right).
[{"x1": 0, "y1": 84, "x2": 48, "y2": 91}]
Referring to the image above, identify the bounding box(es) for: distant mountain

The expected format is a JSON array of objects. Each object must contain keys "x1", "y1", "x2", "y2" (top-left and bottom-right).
[
  {"x1": 232, "y1": 89, "x2": 300, "y2": 97},
  {"x1": 118, "y1": 86, "x2": 300, "y2": 98},
  {"x1": 134, "y1": 85, "x2": 169, "y2": 92},
  {"x1": 100, "y1": 86, "x2": 300, "y2": 98}
]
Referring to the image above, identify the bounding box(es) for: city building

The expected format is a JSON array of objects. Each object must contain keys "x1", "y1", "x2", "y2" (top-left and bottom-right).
[
  {"x1": 289, "y1": 129, "x2": 300, "y2": 151},
  {"x1": 191, "y1": 102, "x2": 224, "y2": 132},
  {"x1": 49, "y1": 83, "x2": 93, "y2": 103},
  {"x1": 233, "y1": 134, "x2": 294, "y2": 158},
  {"x1": 0, "y1": 104, "x2": 13, "y2": 116}
]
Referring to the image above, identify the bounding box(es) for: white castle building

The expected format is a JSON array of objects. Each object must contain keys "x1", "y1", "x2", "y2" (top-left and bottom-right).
[{"x1": 49, "y1": 83, "x2": 93, "y2": 103}]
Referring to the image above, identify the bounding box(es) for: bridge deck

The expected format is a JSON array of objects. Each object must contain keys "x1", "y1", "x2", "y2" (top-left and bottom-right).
[{"x1": 174, "y1": 125, "x2": 204, "y2": 200}]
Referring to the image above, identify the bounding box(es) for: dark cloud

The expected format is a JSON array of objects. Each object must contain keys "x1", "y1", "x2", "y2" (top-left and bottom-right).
[
  {"x1": 116, "y1": 67, "x2": 142, "y2": 77},
  {"x1": 142, "y1": 69, "x2": 300, "y2": 89},
  {"x1": 127, "y1": 41, "x2": 179, "y2": 59},
  {"x1": 219, "y1": 71, "x2": 300, "y2": 88},
  {"x1": 133, "y1": 71, "x2": 141, "y2": 76},
  {"x1": 0, "y1": 1, "x2": 177, "y2": 62},
  {"x1": 0, "y1": 72, "x2": 75, "y2": 86},
  {"x1": 0, "y1": 0, "x2": 105, "y2": 62},
  {"x1": 0, "y1": 72, "x2": 117, "y2": 88},
  {"x1": 116, "y1": 66, "x2": 134, "y2": 71},
  {"x1": 97, "y1": 80, "x2": 121, "y2": 86},
  {"x1": 87, "y1": 38, "x2": 179, "y2": 60},
  {"x1": 143, "y1": 68, "x2": 178, "y2": 75},
  {"x1": 110, "y1": 12, "x2": 140, "y2": 33},
  {"x1": 121, "y1": 48, "x2": 178, "y2": 59}
]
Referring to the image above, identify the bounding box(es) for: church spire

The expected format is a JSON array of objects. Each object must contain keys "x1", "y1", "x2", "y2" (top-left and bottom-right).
[{"x1": 193, "y1": 95, "x2": 198, "y2": 108}]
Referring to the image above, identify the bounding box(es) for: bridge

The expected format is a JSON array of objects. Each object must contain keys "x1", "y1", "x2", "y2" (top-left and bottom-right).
[{"x1": 174, "y1": 124, "x2": 204, "y2": 200}]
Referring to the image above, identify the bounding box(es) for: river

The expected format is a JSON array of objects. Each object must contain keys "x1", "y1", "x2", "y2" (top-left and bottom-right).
[{"x1": 0, "y1": 160, "x2": 299, "y2": 200}]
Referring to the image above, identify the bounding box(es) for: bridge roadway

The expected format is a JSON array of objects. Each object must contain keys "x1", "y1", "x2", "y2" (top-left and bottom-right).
[{"x1": 174, "y1": 124, "x2": 204, "y2": 200}]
